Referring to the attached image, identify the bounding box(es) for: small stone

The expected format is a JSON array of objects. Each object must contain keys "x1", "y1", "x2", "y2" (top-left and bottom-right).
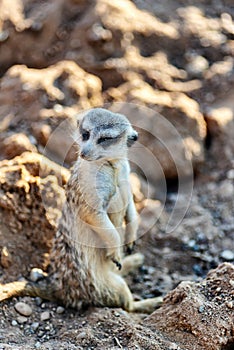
[
  {"x1": 226, "y1": 301, "x2": 233, "y2": 309},
  {"x1": 0, "y1": 246, "x2": 12, "y2": 268},
  {"x1": 220, "y1": 250, "x2": 234, "y2": 261},
  {"x1": 56, "y1": 306, "x2": 65, "y2": 314},
  {"x1": 31, "y1": 322, "x2": 40, "y2": 331},
  {"x1": 35, "y1": 297, "x2": 43, "y2": 306},
  {"x1": 30, "y1": 268, "x2": 45, "y2": 282},
  {"x1": 40, "y1": 311, "x2": 50, "y2": 321},
  {"x1": 30, "y1": 21, "x2": 43, "y2": 32},
  {"x1": 198, "y1": 305, "x2": 205, "y2": 313},
  {"x1": 227, "y1": 169, "x2": 234, "y2": 180},
  {"x1": 17, "y1": 316, "x2": 28, "y2": 324},
  {"x1": 193, "y1": 264, "x2": 204, "y2": 276},
  {"x1": 15, "y1": 302, "x2": 33, "y2": 317},
  {"x1": 0, "y1": 30, "x2": 9, "y2": 42},
  {"x1": 186, "y1": 55, "x2": 209, "y2": 77},
  {"x1": 35, "y1": 341, "x2": 41, "y2": 349},
  {"x1": 38, "y1": 330, "x2": 44, "y2": 338},
  {"x1": 218, "y1": 181, "x2": 234, "y2": 199},
  {"x1": 11, "y1": 320, "x2": 18, "y2": 326},
  {"x1": 77, "y1": 331, "x2": 87, "y2": 339}
]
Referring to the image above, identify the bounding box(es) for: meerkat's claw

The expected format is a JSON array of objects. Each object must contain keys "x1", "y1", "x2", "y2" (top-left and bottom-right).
[
  {"x1": 125, "y1": 241, "x2": 135, "y2": 255},
  {"x1": 112, "y1": 259, "x2": 122, "y2": 270}
]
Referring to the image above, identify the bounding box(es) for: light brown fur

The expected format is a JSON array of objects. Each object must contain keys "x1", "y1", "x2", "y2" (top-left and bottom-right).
[{"x1": 0, "y1": 109, "x2": 162, "y2": 313}]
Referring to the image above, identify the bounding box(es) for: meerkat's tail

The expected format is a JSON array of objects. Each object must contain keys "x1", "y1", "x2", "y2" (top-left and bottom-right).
[{"x1": 0, "y1": 279, "x2": 55, "y2": 302}]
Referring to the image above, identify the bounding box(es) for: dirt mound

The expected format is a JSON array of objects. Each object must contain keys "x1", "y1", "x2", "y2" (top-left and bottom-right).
[
  {"x1": 146, "y1": 263, "x2": 234, "y2": 350},
  {"x1": 0, "y1": 152, "x2": 69, "y2": 282}
]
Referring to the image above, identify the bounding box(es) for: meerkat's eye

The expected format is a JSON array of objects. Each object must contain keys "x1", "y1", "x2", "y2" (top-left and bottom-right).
[
  {"x1": 97, "y1": 136, "x2": 113, "y2": 144},
  {"x1": 82, "y1": 131, "x2": 90, "y2": 141}
]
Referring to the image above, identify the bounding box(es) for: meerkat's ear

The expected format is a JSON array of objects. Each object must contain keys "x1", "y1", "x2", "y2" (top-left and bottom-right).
[{"x1": 127, "y1": 129, "x2": 138, "y2": 147}]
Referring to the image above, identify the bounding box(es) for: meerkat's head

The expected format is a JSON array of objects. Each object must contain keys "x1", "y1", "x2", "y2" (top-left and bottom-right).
[{"x1": 75, "y1": 108, "x2": 138, "y2": 162}]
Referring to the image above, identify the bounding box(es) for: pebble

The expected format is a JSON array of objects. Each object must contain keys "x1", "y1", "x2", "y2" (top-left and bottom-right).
[
  {"x1": 35, "y1": 297, "x2": 43, "y2": 306},
  {"x1": 31, "y1": 322, "x2": 40, "y2": 331},
  {"x1": 56, "y1": 306, "x2": 65, "y2": 314},
  {"x1": 40, "y1": 311, "x2": 50, "y2": 321},
  {"x1": 198, "y1": 305, "x2": 205, "y2": 313},
  {"x1": 227, "y1": 169, "x2": 234, "y2": 180},
  {"x1": 193, "y1": 264, "x2": 204, "y2": 277},
  {"x1": 77, "y1": 331, "x2": 87, "y2": 339},
  {"x1": 14, "y1": 302, "x2": 33, "y2": 317},
  {"x1": 0, "y1": 30, "x2": 9, "y2": 42},
  {"x1": 226, "y1": 301, "x2": 233, "y2": 309},
  {"x1": 11, "y1": 320, "x2": 18, "y2": 326},
  {"x1": 35, "y1": 341, "x2": 41, "y2": 349},
  {"x1": 17, "y1": 316, "x2": 28, "y2": 324},
  {"x1": 220, "y1": 250, "x2": 234, "y2": 261},
  {"x1": 218, "y1": 181, "x2": 234, "y2": 199},
  {"x1": 186, "y1": 55, "x2": 209, "y2": 77},
  {"x1": 30, "y1": 268, "x2": 45, "y2": 282}
]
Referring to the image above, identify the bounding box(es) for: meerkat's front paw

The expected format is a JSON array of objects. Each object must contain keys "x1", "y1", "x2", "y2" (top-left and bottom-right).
[
  {"x1": 107, "y1": 248, "x2": 122, "y2": 270},
  {"x1": 125, "y1": 219, "x2": 138, "y2": 253},
  {"x1": 125, "y1": 241, "x2": 135, "y2": 254},
  {"x1": 112, "y1": 258, "x2": 122, "y2": 270}
]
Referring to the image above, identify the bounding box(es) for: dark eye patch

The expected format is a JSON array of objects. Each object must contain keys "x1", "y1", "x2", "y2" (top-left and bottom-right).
[
  {"x1": 97, "y1": 136, "x2": 120, "y2": 145},
  {"x1": 82, "y1": 130, "x2": 90, "y2": 141}
]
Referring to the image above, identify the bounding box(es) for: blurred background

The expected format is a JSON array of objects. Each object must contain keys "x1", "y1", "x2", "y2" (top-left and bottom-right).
[{"x1": 0, "y1": 0, "x2": 233, "y2": 173}]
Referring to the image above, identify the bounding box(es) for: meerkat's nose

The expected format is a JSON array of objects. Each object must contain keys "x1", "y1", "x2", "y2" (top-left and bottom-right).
[
  {"x1": 80, "y1": 150, "x2": 86, "y2": 159},
  {"x1": 80, "y1": 148, "x2": 91, "y2": 159}
]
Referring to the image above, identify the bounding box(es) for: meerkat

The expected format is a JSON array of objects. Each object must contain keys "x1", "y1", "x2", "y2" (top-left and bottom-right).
[{"x1": 0, "y1": 108, "x2": 162, "y2": 313}]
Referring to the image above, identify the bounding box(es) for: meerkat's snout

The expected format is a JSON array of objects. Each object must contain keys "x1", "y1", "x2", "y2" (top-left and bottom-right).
[{"x1": 127, "y1": 129, "x2": 138, "y2": 147}]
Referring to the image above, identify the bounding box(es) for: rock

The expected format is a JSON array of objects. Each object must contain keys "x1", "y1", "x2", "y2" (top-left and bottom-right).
[
  {"x1": 35, "y1": 297, "x2": 43, "y2": 307},
  {"x1": 11, "y1": 320, "x2": 18, "y2": 326},
  {"x1": 186, "y1": 54, "x2": 209, "y2": 77},
  {"x1": 2, "y1": 133, "x2": 37, "y2": 159},
  {"x1": 31, "y1": 322, "x2": 40, "y2": 332},
  {"x1": 220, "y1": 250, "x2": 234, "y2": 261},
  {"x1": 217, "y1": 181, "x2": 234, "y2": 200},
  {"x1": 35, "y1": 342, "x2": 41, "y2": 349},
  {"x1": 14, "y1": 302, "x2": 32, "y2": 317},
  {"x1": 0, "y1": 246, "x2": 12, "y2": 268},
  {"x1": 76, "y1": 331, "x2": 87, "y2": 340},
  {"x1": 56, "y1": 306, "x2": 65, "y2": 314},
  {"x1": 40, "y1": 311, "x2": 50, "y2": 321},
  {"x1": 227, "y1": 169, "x2": 234, "y2": 180},
  {"x1": 17, "y1": 316, "x2": 28, "y2": 324},
  {"x1": 145, "y1": 263, "x2": 234, "y2": 350},
  {"x1": 30, "y1": 268, "x2": 46, "y2": 282}
]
